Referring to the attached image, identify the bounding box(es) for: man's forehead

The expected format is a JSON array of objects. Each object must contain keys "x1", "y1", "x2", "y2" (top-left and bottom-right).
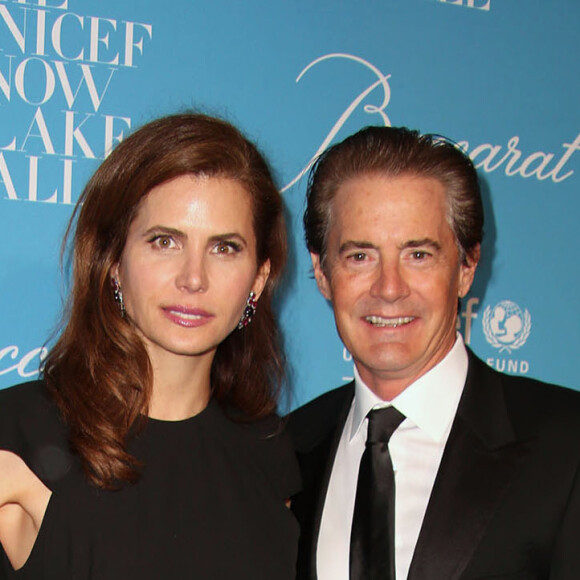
[
  {"x1": 334, "y1": 171, "x2": 446, "y2": 194},
  {"x1": 322, "y1": 174, "x2": 457, "y2": 259},
  {"x1": 330, "y1": 174, "x2": 447, "y2": 221}
]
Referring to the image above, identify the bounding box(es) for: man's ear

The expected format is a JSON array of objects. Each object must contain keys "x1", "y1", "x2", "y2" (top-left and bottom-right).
[
  {"x1": 310, "y1": 252, "x2": 332, "y2": 300},
  {"x1": 458, "y1": 244, "x2": 480, "y2": 298}
]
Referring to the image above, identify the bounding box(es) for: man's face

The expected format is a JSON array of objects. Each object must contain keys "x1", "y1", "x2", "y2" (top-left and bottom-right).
[{"x1": 311, "y1": 173, "x2": 478, "y2": 398}]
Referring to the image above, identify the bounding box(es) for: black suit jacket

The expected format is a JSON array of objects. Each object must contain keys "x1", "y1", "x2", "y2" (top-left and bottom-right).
[{"x1": 289, "y1": 351, "x2": 580, "y2": 579}]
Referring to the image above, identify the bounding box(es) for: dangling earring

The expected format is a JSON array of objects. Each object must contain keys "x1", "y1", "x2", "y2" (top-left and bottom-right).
[
  {"x1": 111, "y1": 277, "x2": 126, "y2": 318},
  {"x1": 237, "y1": 291, "x2": 257, "y2": 330}
]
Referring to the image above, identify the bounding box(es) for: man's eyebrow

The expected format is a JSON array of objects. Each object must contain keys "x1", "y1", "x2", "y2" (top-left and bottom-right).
[
  {"x1": 338, "y1": 240, "x2": 378, "y2": 254},
  {"x1": 338, "y1": 239, "x2": 442, "y2": 253},
  {"x1": 399, "y1": 238, "x2": 442, "y2": 251}
]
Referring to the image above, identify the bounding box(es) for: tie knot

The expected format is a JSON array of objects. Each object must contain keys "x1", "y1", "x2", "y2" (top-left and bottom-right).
[{"x1": 366, "y1": 407, "x2": 405, "y2": 445}]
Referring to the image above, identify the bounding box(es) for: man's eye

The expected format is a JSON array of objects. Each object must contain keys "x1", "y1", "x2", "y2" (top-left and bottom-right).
[
  {"x1": 411, "y1": 251, "x2": 429, "y2": 260},
  {"x1": 349, "y1": 252, "x2": 367, "y2": 262}
]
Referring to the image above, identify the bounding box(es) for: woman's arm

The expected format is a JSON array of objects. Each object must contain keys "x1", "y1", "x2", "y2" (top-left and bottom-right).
[{"x1": 0, "y1": 450, "x2": 51, "y2": 570}]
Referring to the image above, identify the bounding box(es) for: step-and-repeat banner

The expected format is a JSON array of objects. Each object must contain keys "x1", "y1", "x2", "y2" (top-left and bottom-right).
[{"x1": 0, "y1": 0, "x2": 578, "y2": 405}]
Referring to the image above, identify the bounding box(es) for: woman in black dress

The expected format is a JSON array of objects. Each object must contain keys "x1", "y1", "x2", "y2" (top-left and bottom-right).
[{"x1": 0, "y1": 114, "x2": 299, "y2": 579}]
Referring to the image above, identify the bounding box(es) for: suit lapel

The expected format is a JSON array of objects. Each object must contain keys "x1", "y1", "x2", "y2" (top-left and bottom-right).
[
  {"x1": 407, "y1": 353, "x2": 533, "y2": 580},
  {"x1": 292, "y1": 384, "x2": 354, "y2": 580}
]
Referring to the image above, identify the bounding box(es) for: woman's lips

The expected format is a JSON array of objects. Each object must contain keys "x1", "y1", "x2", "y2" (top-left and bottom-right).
[{"x1": 162, "y1": 306, "x2": 215, "y2": 328}]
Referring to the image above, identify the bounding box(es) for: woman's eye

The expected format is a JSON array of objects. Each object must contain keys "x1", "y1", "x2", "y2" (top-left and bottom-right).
[
  {"x1": 149, "y1": 235, "x2": 176, "y2": 249},
  {"x1": 213, "y1": 242, "x2": 241, "y2": 255}
]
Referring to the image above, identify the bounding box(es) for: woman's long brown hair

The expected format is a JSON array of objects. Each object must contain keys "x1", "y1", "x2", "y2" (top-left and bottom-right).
[{"x1": 43, "y1": 114, "x2": 287, "y2": 489}]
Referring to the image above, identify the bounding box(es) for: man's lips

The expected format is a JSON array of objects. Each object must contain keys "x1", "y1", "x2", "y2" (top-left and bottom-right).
[{"x1": 364, "y1": 315, "x2": 415, "y2": 328}]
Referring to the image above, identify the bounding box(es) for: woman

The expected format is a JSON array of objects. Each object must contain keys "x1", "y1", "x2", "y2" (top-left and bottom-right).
[{"x1": 0, "y1": 114, "x2": 299, "y2": 579}]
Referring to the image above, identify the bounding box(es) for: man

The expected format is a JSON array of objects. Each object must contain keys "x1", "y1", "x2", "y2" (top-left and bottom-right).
[{"x1": 290, "y1": 126, "x2": 580, "y2": 580}]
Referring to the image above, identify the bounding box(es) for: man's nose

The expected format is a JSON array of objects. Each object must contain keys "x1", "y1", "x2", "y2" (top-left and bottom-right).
[{"x1": 369, "y1": 259, "x2": 410, "y2": 302}]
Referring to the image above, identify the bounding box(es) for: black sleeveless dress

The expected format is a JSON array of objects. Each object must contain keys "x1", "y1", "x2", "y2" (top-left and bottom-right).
[{"x1": 0, "y1": 381, "x2": 300, "y2": 579}]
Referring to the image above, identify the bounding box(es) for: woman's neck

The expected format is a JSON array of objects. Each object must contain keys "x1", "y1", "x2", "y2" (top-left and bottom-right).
[{"x1": 148, "y1": 351, "x2": 214, "y2": 421}]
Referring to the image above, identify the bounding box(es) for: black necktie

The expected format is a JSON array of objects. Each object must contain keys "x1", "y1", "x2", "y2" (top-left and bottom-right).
[{"x1": 350, "y1": 406, "x2": 406, "y2": 580}]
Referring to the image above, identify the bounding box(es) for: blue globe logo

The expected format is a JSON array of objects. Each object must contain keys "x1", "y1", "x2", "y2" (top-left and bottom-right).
[{"x1": 482, "y1": 300, "x2": 531, "y2": 353}]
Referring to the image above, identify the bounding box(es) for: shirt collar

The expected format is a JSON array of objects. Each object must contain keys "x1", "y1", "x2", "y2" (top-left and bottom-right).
[{"x1": 351, "y1": 334, "x2": 468, "y2": 442}]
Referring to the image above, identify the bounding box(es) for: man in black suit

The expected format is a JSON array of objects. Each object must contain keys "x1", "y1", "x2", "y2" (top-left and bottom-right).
[{"x1": 290, "y1": 126, "x2": 580, "y2": 580}]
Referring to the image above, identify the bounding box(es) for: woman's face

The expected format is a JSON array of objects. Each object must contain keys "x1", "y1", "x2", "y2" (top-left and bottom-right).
[{"x1": 114, "y1": 174, "x2": 270, "y2": 369}]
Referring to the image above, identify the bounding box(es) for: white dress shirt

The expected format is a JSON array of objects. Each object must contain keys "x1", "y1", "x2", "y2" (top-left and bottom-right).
[{"x1": 317, "y1": 335, "x2": 468, "y2": 580}]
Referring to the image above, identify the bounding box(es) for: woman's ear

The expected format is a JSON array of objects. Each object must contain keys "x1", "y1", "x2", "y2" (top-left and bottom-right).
[
  {"x1": 110, "y1": 263, "x2": 120, "y2": 283},
  {"x1": 252, "y1": 259, "x2": 271, "y2": 300}
]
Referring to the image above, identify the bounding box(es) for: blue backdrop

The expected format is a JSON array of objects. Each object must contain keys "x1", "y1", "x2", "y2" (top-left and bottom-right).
[{"x1": 0, "y1": 0, "x2": 578, "y2": 406}]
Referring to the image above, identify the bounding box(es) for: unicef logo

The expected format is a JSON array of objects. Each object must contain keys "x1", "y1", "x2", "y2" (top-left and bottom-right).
[{"x1": 482, "y1": 300, "x2": 531, "y2": 353}]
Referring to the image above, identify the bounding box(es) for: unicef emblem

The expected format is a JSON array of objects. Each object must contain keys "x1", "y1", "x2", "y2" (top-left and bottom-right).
[{"x1": 482, "y1": 300, "x2": 531, "y2": 353}]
